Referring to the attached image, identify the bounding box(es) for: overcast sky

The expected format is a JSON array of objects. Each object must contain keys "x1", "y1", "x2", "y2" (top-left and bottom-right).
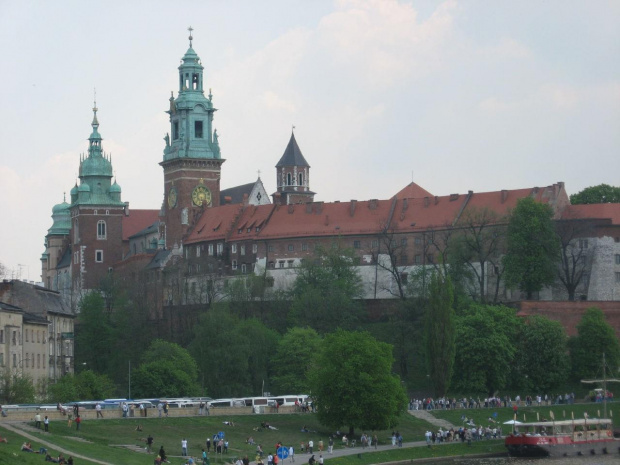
[{"x1": 0, "y1": 0, "x2": 618, "y2": 282}]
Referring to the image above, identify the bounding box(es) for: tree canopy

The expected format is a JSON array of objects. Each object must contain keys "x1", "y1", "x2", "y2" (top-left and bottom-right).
[
  {"x1": 308, "y1": 329, "x2": 406, "y2": 435},
  {"x1": 47, "y1": 370, "x2": 116, "y2": 403},
  {"x1": 570, "y1": 184, "x2": 620, "y2": 204},
  {"x1": 503, "y1": 197, "x2": 559, "y2": 299},
  {"x1": 569, "y1": 307, "x2": 620, "y2": 381},
  {"x1": 425, "y1": 272, "x2": 455, "y2": 397},
  {"x1": 270, "y1": 327, "x2": 321, "y2": 394}
]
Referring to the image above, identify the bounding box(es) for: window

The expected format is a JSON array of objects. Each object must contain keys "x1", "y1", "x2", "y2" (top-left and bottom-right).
[
  {"x1": 231, "y1": 244, "x2": 237, "y2": 253},
  {"x1": 241, "y1": 245, "x2": 246, "y2": 255},
  {"x1": 302, "y1": 243, "x2": 308, "y2": 252},
  {"x1": 25, "y1": 331, "x2": 28, "y2": 342},
  {"x1": 401, "y1": 238, "x2": 408, "y2": 246},
  {"x1": 415, "y1": 237, "x2": 422, "y2": 245},
  {"x1": 208, "y1": 244, "x2": 214, "y2": 256},
  {"x1": 74, "y1": 252, "x2": 79, "y2": 264},
  {"x1": 217, "y1": 243, "x2": 223, "y2": 255},
  {"x1": 278, "y1": 261, "x2": 285, "y2": 268},
  {"x1": 615, "y1": 272, "x2": 620, "y2": 283},
  {"x1": 196, "y1": 246, "x2": 201, "y2": 257},
  {"x1": 13, "y1": 354, "x2": 16, "y2": 368},
  {"x1": 12, "y1": 331, "x2": 16, "y2": 345},
  {"x1": 173, "y1": 121, "x2": 179, "y2": 140},
  {"x1": 298, "y1": 173, "x2": 303, "y2": 186},
  {"x1": 268, "y1": 261, "x2": 275, "y2": 269},
  {"x1": 287, "y1": 260, "x2": 294, "y2": 268},
  {"x1": 427, "y1": 254, "x2": 434, "y2": 263},
  {"x1": 97, "y1": 220, "x2": 106, "y2": 239},
  {"x1": 0, "y1": 330, "x2": 3, "y2": 343},
  {"x1": 287, "y1": 173, "x2": 292, "y2": 186},
  {"x1": 43, "y1": 355, "x2": 45, "y2": 369},
  {"x1": 241, "y1": 264, "x2": 247, "y2": 273},
  {"x1": 232, "y1": 260, "x2": 237, "y2": 270},
  {"x1": 37, "y1": 354, "x2": 40, "y2": 369},
  {"x1": 252, "y1": 244, "x2": 258, "y2": 254},
  {"x1": 353, "y1": 241, "x2": 361, "y2": 249},
  {"x1": 615, "y1": 254, "x2": 620, "y2": 265},
  {"x1": 0, "y1": 354, "x2": 3, "y2": 366},
  {"x1": 579, "y1": 239, "x2": 589, "y2": 249},
  {"x1": 95, "y1": 250, "x2": 104, "y2": 263},
  {"x1": 268, "y1": 245, "x2": 275, "y2": 252},
  {"x1": 371, "y1": 239, "x2": 379, "y2": 249},
  {"x1": 195, "y1": 120, "x2": 203, "y2": 138},
  {"x1": 25, "y1": 353, "x2": 29, "y2": 368},
  {"x1": 288, "y1": 244, "x2": 294, "y2": 252}
]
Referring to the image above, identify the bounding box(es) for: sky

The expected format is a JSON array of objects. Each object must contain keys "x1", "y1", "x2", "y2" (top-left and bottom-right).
[{"x1": 0, "y1": 0, "x2": 618, "y2": 282}]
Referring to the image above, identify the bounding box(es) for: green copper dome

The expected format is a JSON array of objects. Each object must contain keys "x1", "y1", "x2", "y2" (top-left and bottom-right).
[
  {"x1": 109, "y1": 181, "x2": 121, "y2": 193},
  {"x1": 47, "y1": 199, "x2": 71, "y2": 236}
]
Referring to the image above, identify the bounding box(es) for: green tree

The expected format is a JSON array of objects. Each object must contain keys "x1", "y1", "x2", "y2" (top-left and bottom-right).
[
  {"x1": 503, "y1": 197, "x2": 559, "y2": 299},
  {"x1": 513, "y1": 316, "x2": 570, "y2": 392},
  {"x1": 189, "y1": 308, "x2": 278, "y2": 397},
  {"x1": 425, "y1": 272, "x2": 455, "y2": 397},
  {"x1": 75, "y1": 292, "x2": 114, "y2": 374},
  {"x1": 47, "y1": 370, "x2": 116, "y2": 403},
  {"x1": 0, "y1": 372, "x2": 36, "y2": 403},
  {"x1": 452, "y1": 304, "x2": 521, "y2": 394},
  {"x1": 570, "y1": 184, "x2": 620, "y2": 204},
  {"x1": 308, "y1": 329, "x2": 407, "y2": 435},
  {"x1": 289, "y1": 244, "x2": 364, "y2": 333},
  {"x1": 270, "y1": 327, "x2": 321, "y2": 393},
  {"x1": 569, "y1": 307, "x2": 620, "y2": 380},
  {"x1": 131, "y1": 340, "x2": 201, "y2": 398}
]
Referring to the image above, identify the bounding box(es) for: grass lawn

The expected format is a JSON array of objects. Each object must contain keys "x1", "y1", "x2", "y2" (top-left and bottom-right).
[
  {"x1": 429, "y1": 401, "x2": 619, "y2": 431},
  {"x1": 0, "y1": 412, "x2": 435, "y2": 465}
]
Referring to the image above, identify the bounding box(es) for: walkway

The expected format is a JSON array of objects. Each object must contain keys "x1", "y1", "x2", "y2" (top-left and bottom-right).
[{"x1": 408, "y1": 409, "x2": 456, "y2": 430}]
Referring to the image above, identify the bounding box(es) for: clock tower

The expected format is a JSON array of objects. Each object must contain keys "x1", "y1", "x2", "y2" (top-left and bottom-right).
[{"x1": 160, "y1": 29, "x2": 225, "y2": 248}]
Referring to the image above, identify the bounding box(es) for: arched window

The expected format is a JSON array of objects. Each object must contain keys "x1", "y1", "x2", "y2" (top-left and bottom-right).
[
  {"x1": 298, "y1": 173, "x2": 303, "y2": 186},
  {"x1": 97, "y1": 220, "x2": 106, "y2": 240},
  {"x1": 287, "y1": 173, "x2": 292, "y2": 186}
]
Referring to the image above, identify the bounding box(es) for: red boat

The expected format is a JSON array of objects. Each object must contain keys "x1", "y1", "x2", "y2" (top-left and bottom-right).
[{"x1": 505, "y1": 418, "x2": 619, "y2": 458}]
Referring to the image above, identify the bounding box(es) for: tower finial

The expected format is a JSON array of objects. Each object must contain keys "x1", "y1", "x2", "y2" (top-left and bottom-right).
[
  {"x1": 92, "y1": 88, "x2": 99, "y2": 127},
  {"x1": 188, "y1": 26, "x2": 194, "y2": 47},
  {"x1": 292, "y1": 124, "x2": 296, "y2": 134}
]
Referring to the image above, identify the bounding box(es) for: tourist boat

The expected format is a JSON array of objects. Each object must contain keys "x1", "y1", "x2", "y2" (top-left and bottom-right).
[{"x1": 505, "y1": 417, "x2": 619, "y2": 457}]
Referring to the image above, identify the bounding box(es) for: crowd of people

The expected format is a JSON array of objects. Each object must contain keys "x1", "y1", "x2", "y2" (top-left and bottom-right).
[{"x1": 410, "y1": 393, "x2": 577, "y2": 411}]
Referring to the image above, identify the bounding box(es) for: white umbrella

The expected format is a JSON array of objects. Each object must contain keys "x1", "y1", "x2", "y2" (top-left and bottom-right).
[{"x1": 503, "y1": 420, "x2": 523, "y2": 425}]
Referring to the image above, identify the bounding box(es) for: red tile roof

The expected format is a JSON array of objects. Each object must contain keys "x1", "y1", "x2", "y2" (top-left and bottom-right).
[
  {"x1": 257, "y1": 200, "x2": 395, "y2": 239},
  {"x1": 122, "y1": 209, "x2": 160, "y2": 241},
  {"x1": 184, "y1": 203, "x2": 245, "y2": 244},
  {"x1": 228, "y1": 204, "x2": 276, "y2": 242},
  {"x1": 563, "y1": 203, "x2": 620, "y2": 225},
  {"x1": 394, "y1": 182, "x2": 432, "y2": 199},
  {"x1": 389, "y1": 195, "x2": 466, "y2": 232}
]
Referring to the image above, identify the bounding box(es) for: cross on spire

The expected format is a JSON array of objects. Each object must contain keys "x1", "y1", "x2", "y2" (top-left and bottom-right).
[{"x1": 188, "y1": 26, "x2": 194, "y2": 47}]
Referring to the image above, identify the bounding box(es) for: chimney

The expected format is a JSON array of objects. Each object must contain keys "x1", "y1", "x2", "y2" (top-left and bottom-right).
[
  {"x1": 306, "y1": 203, "x2": 313, "y2": 214},
  {"x1": 369, "y1": 199, "x2": 378, "y2": 210},
  {"x1": 124, "y1": 201, "x2": 130, "y2": 216},
  {"x1": 424, "y1": 197, "x2": 430, "y2": 207},
  {"x1": 501, "y1": 190, "x2": 508, "y2": 204},
  {"x1": 449, "y1": 194, "x2": 459, "y2": 201},
  {"x1": 350, "y1": 200, "x2": 357, "y2": 217}
]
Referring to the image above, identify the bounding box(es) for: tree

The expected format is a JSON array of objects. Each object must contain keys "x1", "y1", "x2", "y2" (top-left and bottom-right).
[
  {"x1": 0, "y1": 372, "x2": 35, "y2": 403},
  {"x1": 570, "y1": 184, "x2": 620, "y2": 204},
  {"x1": 450, "y1": 207, "x2": 506, "y2": 303},
  {"x1": 503, "y1": 197, "x2": 559, "y2": 299},
  {"x1": 289, "y1": 244, "x2": 364, "y2": 333},
  {"x1": 75, "y1": 292, "x2": 114, "y2": 374},
  {"x1": 270, "y1": 327, "x2": 321, "y2": 394},
  {"x1": 47, "y1": 370, "x2": 116, "y2": 403},
  {"x1": 452, "y1": 304, "x2": 521, "y2": 394},
  {"x1": 189, "y1": 308, "x2": 278, "y2": 397},
  {"x1": 555, "y1": 214, "x2": 595, "y2": 300},
  {"x1": 131, "y1": 339, "x2": 201, "y2": 398},
  {"x1": 308, "y1": 329, "x2": 407, "y2": 435},
  {"x1": 569, "y1": 307, "x2": 620, "y2": 380},
  {"x1": 425, "y1": 272, "x2": 455, "y2": 397},
  {"x1": 513, "y1": 316, "x2": 570, "y2": 392}
]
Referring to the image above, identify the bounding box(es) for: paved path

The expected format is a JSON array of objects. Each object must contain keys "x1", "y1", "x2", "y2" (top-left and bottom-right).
[
  {"x1": 408, "y1": 409, "x2": 456, "y2": 430},
  {"x1": 1, "y1": 421, "x2": 113, "y2": 465}
]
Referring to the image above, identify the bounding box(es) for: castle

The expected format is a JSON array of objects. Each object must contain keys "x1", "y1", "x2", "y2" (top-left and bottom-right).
[{"x1": 39, "y1": 32, "x2": 620, "y2": 312}]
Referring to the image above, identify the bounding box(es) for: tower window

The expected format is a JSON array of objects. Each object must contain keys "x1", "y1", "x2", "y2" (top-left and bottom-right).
[
  {"x1": 192, "y1": 73, "x2": 199, "y2": 90},
  {"x1": 95, "y1": 250, "x2": 104, "y2": 263},
  {"x1": 173, "y1": 121, "x2": 179, "y2": 140},
  {"x1": 298, "y1": 173, "x2": 303, "y2": 186},
  {"x1": 195, "y1": 121, "x2": 203, "y2": 138},
  {"x1": 97, "y1": 220, "x2": 106, "y2": 239},
  {"x1": 287, "y1": 173, "x2": 292, "y2": 186}
]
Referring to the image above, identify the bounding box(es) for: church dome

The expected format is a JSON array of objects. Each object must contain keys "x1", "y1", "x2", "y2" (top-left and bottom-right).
[
  {"x1": 70, "y1": 184, "x2": 78, "y2": 196},
  {"x1": 52, "y1": 200, "x2": 70, "y2": 214},
  {"x1": 80, "y1": 155, "x2": 113, "y2": 177},
  {"x1": 109, "y1": 181, "x2": 122, "y2": 193},
  {"x1": 78, "y1": 183, "x2": 91, "y2": 192},
  {"x1": 47, "y1": 199, "x2": 71, "y2": 236}
]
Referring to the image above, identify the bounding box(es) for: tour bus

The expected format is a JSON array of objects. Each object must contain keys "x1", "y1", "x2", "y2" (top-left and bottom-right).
[
  {"x1": 207, "y1": 398, "x2": 247, "y2": 408},
  {"x1": 236, "y1": 397, "x2": 277, "y2": 408},
  {"x1": 268, "y1": 394, "x2": 309, "y2": 407}
]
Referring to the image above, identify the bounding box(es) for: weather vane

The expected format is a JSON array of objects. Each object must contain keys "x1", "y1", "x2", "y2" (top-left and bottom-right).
[{"x1": 188, "y1": 26, "x2": 193, "y2": 47}]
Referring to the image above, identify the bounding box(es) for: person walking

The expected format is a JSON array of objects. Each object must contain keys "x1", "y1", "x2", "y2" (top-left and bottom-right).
[
  {"x1": 44, "y1": 416, "x2": 49, "y2": 432},
  {"x1": 327, "y1": 438, "x2": 333, "y2": 454},
  {"x1": 75, "y1": 415, "x2": 81, "y2": 431},
  {"x1": 289, "y1": 446, "x2": 295, "y2": 463},
  {"x1": 182, "y1": 438, "x2": 188, "y2": 456},
  {"x1": 95, "y1": 403, "x2": 103, "y2": 418},
  {"x1": 34, "y1": 413, "x2": 42, "y2": 429},
  {"x1": 308, "y1": 440, "x2": 313, "y2": 454},
  {"x1": 147, "y1": 435, "x2": 153, "y2": 453}
]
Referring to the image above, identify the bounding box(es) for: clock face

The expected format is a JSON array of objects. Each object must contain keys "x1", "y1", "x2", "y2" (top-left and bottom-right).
[
  {"x1": 168, "y1": 187, "x2": 177, "y2": 208},
  {"x1": 192, "y1": 185, "x2": 212, "y2": 206}
]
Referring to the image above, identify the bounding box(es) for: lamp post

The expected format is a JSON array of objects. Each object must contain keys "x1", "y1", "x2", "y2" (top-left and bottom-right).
[{"x1": 128, "y1": 360, "x2": 131, "y2": 400}]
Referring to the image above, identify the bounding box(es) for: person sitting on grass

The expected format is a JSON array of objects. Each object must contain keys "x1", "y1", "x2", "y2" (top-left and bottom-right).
[
  {"x1": 0, "y1": 435, "x2": 7, "y2": 444},
  {"x1": 21, "y1": 442, "x2": 34, "y2": 452}
]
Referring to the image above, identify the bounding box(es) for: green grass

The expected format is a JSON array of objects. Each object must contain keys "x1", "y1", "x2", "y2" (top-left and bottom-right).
[
  {"x1": 326, "y1": 442, "x2": 506, "y2": 465},
  {"x1": 0, "y1": 412, "x2": 436, "y2": 465},
  {"x1": 0, "y1": 426, "x2": 70, "y2": 464},
  {"x1": 429, "y1": 401, "x2": 620, "y2": 430}
]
